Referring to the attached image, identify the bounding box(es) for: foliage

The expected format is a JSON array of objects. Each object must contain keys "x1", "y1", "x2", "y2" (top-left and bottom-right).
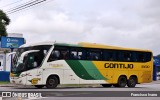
[
  {"x1": 4, "y1": 49, "x2": 10, "y2": 54},
  {"x1": 0, "y1": 10, "x2": 10, "y2": 36},
  {"x1": 0, "y1": 81, "x2": 10, "y2": 84}
]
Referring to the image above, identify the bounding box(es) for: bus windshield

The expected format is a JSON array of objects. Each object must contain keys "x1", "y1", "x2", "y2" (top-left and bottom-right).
[{"x1": 11, "y1": 45, "x2": 52, "y2": 73}]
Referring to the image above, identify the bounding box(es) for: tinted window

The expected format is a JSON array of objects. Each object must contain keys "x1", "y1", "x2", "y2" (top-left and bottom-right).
[
  {"x1": 115, "y1": 51, "x2": 121, "y2": 61},
  {"x1": 86, "y1": 49, "x2": 101, "y2": 60},
  {"x1": 47, "y1": 45, "x2": 152, "y2": 62},
  {"x1": 145, "y1": 52, "x2": 152, "y2": 62},
  {"x1": 70, "y1": 48, "x2": 84, "y2": 60},
  {"x1": 103, "y1": 50, "x2": 152, "y2": 62},
  {"x1": 103, "y1": 50, "x2": 114, "y2": 61},
  {"x1": 123, "y1": 51, "x2": 133, "y2": 61},
  {"x1": 136, "y1": 52, "x2": 145, "y2": 62},
  {"x1": 48, "y1": 46, "x2": 69, "y2": 62}
]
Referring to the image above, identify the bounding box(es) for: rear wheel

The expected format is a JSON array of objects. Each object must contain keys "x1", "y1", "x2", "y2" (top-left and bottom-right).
[
  {"x1": 117, "y1": 76, "x2": 127, "y2": 87},
  {"x1": 35, "y1": 85, "x2": 44, "y2": 89},
  {"x1": 127, "y1": 76, "x2": 137, "y2": 87},
  {"x1": 46, "y1": 76, "x2": 59, "y2": 89},
  {"x1": 101, "y1": 84, "x2": 112, "y2": 87}
]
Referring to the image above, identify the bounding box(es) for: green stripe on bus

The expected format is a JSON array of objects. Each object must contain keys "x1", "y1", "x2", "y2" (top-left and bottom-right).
[
  {"x1": 79, "y1": 61, "x2": 107, "y2": 80},
  {"x1": 54, "y1": 43, "x2": 81, "y2": 47},
  {"x1": 65, "y1": 60, "x2": 95, "y2": 80},
  {"x1": 66, "y1": 60, "x2": 107, "y2": 80}
]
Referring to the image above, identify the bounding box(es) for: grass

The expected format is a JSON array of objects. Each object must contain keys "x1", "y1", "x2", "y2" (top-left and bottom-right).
[{"x1": 0, "y1": 81, "x2": 10, "y2": 84}]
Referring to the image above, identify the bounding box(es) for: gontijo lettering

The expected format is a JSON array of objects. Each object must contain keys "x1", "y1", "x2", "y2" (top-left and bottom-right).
[{"x1": 104, "y1": 63, "x2": 134, "y2": 69}]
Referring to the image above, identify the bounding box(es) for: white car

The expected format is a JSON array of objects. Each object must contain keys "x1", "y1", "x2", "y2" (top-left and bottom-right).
[{"x1": 157, "y1": 72, "x2": 160, "y2": 80}]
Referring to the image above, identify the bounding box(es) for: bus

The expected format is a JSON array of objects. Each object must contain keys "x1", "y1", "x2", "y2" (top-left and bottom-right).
[{"x1": 10, "y1": 42, "x2": 153, "y2": 88}]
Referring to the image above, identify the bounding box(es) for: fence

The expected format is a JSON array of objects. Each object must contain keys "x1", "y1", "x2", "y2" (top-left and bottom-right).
[{"x1": 0, "y1": 71, "x2": 10, "y2": 81}]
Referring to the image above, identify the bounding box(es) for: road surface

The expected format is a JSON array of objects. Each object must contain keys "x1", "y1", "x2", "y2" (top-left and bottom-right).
[{"x1": 0, "y1": 82, "x2": 160, "y2": 100}]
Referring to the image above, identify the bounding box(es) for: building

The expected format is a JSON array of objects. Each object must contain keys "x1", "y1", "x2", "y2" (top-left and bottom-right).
[{"x1": 0, "y1": 33, "x2": 24, "y2": 72}]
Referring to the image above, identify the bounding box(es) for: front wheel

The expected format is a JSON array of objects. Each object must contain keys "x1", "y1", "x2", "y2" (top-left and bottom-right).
[
  {"x1": 46, "y1": 76, "x2": 59, "y2": 89},
  {"x1": 127, "y1": 76, "x2": 137, "y2": 87},
  {"x1": 101, "y1": 84, "x2": 112, "y2": 87}
]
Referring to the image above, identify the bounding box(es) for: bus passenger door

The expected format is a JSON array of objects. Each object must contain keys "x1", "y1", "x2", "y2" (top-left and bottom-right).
[
  {"x1": 36, "y1": 68, "x2": 43, "y2": 84},
  {"x1": 24, "y1": 51, "x2": 42, "y2": 85}
]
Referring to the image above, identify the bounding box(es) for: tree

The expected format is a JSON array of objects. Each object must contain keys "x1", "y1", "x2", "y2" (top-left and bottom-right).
[{"x1": 0, "y1": 9, "x2": 10, "y2": 36}]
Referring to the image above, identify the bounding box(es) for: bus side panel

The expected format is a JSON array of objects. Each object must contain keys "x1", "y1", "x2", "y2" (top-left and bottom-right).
[
  {"x1": 138, "y1": 71, "x2": 152, "y2": 83},
  {"x1": 100, "y1": 70, "x2": 113, "y2": 84},
  {"x1": 137, "y1": 61, "x2": 153, "y2": 83},
  {"x1": 63, "y1": 69, "x2": 80, "y2": 84},
  {"x1": 41, "y1": 60, "x2": 80, "y2": 85}
]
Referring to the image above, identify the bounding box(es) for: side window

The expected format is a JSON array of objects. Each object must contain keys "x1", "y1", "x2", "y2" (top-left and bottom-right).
[
  {"x1": 48, "y1": 46, "x2": 69, "y2": 62},
  {"x1": 136, "y1": 52, "x2": 145, "y2": 62},
  {"x1": 145, "y1": 52, "x2": 152, "y2": 62},
  {"x1": 103, "y1": 50, "x2": 114, "y2": 61},
  {"x1": 61, "y1": 50, "x2": 69, "y2": 59},
  {"x1": 48, "y1": 50, "x2": 61, "y2": 62},
  {"x1": 70, "y1": 48, "x2": 84, "y2": 60},
  {"x1": 24, "y1": 53, "x2": 40, "y2": 70},
  {"x1": 70, "y1": 51, "x2": 77, "y2": 59},
  {"x1": 115, "y1": 51, "x2": 121, "y2": 61},
  {"x1": 87, "y1": 49, "x2": 101, "y2": 60},
  {"x1": 43, "y1": 50, "x2": 47, "y2": 55},
  {"x1": 123, "y1": 51, "x2": 132, "y2": 61},
  {"x1": 33, "y1": 54, "x2": 41, "y2": 67}
]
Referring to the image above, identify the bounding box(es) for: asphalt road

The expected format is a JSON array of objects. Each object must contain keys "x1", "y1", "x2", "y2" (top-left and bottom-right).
[{"x1": 0, "y1": 82, "x2": 160, "y2": 100}]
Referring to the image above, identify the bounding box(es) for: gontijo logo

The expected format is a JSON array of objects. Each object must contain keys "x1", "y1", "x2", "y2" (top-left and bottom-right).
[{"x1": 104, "y1": 63, "x2": 134, "y2": 69}]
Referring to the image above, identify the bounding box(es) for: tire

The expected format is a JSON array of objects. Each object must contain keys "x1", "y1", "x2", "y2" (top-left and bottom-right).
[
  {"x1": 46, "y1": 76, "x2": 59, "y2": 89},
  {"x1": 35, "y1": 85, "x2": 44, "y2": 89},
  {"x1": 101, "y1": 84, "x2": 112, "y2": 87},
  {"x1": 127, "y1": 76, "x2": 137, "y2": 87},
  {"x1": 117, "y1": 76, "x2": 127, "y2": 87}
]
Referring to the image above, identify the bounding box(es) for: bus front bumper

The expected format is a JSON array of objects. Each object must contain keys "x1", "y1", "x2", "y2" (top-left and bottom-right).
[{"x1": 10, "y1": 77, "x2": 25, "y2": 85}]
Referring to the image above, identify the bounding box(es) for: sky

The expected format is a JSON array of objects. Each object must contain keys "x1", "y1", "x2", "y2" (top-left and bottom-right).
[{"x1": 0, "y1": 0, "x2": 160, "y2": 55}]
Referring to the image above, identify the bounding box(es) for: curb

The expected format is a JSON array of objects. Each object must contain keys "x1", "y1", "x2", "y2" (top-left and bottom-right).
[
  {"x1": 0, "y1": 84, "x2": 16, "y2": 87},
  {"x1": 0, "y1": 85, "x2": 15, "y2": 87}
]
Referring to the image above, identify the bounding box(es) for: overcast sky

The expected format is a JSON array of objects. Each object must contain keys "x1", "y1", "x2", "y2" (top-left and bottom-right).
[{"x1": 0, "y1": 0, "x2": 160, "y2": 55}]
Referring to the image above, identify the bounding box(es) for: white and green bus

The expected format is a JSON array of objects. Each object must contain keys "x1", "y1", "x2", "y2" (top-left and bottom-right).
[{"x1": 10, "y1": 42, "x2": 153, "y2": 88}]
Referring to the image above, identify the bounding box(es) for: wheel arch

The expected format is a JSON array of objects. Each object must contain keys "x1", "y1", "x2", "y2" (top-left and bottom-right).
[
  {"x1": 46, "y1": 74, "x2": 60, "y2": 84},
  {"x1": 114, "y1": 75, "x2": 127, "y2": 84},
  {"x1": 116, "y1": 75, "x2": 127, "y2": 83},
  {"x1": 118, "y1": 75, "x2": 127, "y2": 80}
]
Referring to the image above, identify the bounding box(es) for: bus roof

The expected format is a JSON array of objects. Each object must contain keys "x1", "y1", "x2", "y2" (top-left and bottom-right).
[
  {"x1": 19, "y1": 41, "x2": 152, "y2": 52},
  {"x1": 20, "y1": 41, "x2": 54, "y2": 48},
  {"x1": 54, "y1": 42, "x2": 152, "y2": 52}
]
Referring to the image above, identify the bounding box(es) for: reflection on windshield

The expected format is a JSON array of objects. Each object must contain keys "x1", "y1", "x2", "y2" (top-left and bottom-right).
[
  {"x1": 12, "y1": 54, "x2": 23, "y2": 73},
  {"x1": 11, "y1": 45, "x2": 52, "y2": 73}
]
